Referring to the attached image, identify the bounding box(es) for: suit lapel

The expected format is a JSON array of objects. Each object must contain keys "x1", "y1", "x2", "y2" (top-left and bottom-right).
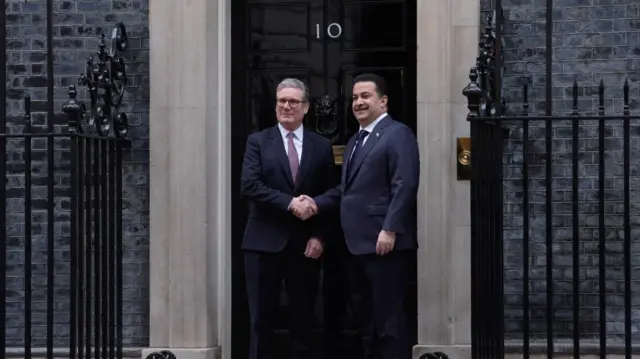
[
  {"x1": 346, "y1": 116, "x2": 391, "y2": 185},
  {"x1": 294, "y1": 130, "x2": 314, "y2": 191},
  {"x1": 269, "y1": 126, "x2": 295, "y2": 188}
]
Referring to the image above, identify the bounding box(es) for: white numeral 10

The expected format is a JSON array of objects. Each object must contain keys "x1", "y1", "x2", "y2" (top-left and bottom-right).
[{"x1": 316, "y1": 23, "x2": 343, "y2": 39}]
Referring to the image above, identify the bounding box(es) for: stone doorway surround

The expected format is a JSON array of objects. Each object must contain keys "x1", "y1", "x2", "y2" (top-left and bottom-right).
[{"x1": 145, "y1": 0, "x2": 480, "y2": 358}]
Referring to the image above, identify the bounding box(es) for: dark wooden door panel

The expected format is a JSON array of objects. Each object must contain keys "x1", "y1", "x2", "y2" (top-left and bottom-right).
[
  {"x1": 338, "y1": 1, "x2": 409, "y2": 51},
  {"x1": 248, "y1": 3, "x2": 311, "y2": 51},
  {"x1": 231, "y1": 1, "x2": 417, "y2": 358}
]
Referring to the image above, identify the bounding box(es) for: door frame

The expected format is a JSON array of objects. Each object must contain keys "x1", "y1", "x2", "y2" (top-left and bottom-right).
[
  {"x1": 147, "y1": 0, "x2": 478, "y2": 358},
  {"x1": 229, "y1": 0, "x2": 418, "y2": 357}
]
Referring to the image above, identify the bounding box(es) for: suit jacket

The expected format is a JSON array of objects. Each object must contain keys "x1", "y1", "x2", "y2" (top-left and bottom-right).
[
  {"x1": 314, "y1": 115, "x2": 420, "y2": 255},
  {"x1": 240, "y1": 124, "x2": 336, "y2": 253}
]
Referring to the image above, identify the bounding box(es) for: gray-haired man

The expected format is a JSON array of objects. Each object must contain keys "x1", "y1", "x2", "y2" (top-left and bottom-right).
[{"x1": 240, "y1": 78, "x2": 337, "y2": 359}]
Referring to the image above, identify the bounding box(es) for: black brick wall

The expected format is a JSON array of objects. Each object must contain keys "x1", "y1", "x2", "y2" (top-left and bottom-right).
[
  {"x1": 480, "y1": 0, "x2": 640, "y2": 346},
  {"x1": 5, "y1": 0, "x2": 149, "y2": 348}
]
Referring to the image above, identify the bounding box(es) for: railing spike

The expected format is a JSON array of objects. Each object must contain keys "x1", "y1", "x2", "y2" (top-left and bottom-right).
[
  {"x1": 598, "y1": 79, "x2": 605, "y2": 110},
  {"x1": 624, "y1": 79, "x2": 630, "y2": 108},
  {"x1": 572, "y1": 80, "x2": 579, "y2": 115},
  {"x1": 23, "y1": 95, "x2": 31, "y2": 121}
]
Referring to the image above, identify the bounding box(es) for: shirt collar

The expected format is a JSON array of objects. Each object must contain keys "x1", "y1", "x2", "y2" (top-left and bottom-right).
[
  {"x1": 278, "y1": 123, "x2": 304, "y2": 141},
  {"x1": 360, "y1": 112, "x2": 387, "y2": 133}
]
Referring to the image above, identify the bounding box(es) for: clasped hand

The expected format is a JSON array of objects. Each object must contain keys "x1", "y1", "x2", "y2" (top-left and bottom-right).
[{"x1": 290, "y1": 195, "x2": 317, "y2": 220}]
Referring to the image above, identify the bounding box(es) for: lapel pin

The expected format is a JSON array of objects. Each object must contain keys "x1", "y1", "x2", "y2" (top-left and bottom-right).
[{"x1": 376, "y1": 133, "x2": 380, "y2": 137}]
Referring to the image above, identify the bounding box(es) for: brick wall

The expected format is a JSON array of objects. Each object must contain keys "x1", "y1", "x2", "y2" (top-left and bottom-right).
[
  {"x1": 5, "y1": 0, "x2": 149, "y2": 348},
  {"x1": 484, "y1": 0, "x2": 640, "y2": 345}
]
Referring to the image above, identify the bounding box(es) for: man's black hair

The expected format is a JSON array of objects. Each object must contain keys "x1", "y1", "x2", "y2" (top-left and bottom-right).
[{"x1": 353, "y1": 73, "x2": 388, "y2": 98}]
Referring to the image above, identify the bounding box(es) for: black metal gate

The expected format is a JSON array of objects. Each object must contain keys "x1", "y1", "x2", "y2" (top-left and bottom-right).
[
  {"x1": 0, "y1": 1, "x2": 130, "y2": 359},
  {"x1": 464, "y1": 1, "x2": 640, "y2": 359}
]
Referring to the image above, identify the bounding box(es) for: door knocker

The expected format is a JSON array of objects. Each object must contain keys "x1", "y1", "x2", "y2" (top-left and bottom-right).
[{"x1": 313, "y1": 95, "x2": 338, "y2": 135}]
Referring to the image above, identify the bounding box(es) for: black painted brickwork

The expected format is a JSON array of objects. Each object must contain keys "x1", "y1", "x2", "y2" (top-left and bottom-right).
[
  {"x1": 4, "y1": 0, "x2": 149, "y2": 348},
  {"x1": 480, "y1": 0, "x2": 640, "y2": 345}
]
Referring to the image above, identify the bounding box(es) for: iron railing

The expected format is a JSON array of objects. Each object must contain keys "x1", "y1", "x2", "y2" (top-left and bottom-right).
[
  {"x1": 464, "y1": 2, "x2": 640, "y2": 359},
  {"x1": 0, "y1": 1, "x2": 130, "y2": 358}
]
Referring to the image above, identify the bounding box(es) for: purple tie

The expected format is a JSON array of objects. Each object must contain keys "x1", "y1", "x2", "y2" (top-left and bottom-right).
[{"x1": 287, "y1": 132, "x2": 299, "y2": 183}]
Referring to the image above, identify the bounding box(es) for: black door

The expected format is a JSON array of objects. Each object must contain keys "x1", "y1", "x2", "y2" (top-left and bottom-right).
[{"x1": 230, "y1": 1, "x2": 417, "y2": 358}]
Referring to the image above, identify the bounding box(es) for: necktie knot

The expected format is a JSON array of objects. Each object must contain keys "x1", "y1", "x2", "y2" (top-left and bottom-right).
[
  {"x1": 287, "y1": 132, "x2": 295, "y2": 139},
  {"x1": 357, "y1": 130, "x2": 370, "y2": 146},
  {"x1": 359, "y1": 130, "x2": 369, "y2": 141}
]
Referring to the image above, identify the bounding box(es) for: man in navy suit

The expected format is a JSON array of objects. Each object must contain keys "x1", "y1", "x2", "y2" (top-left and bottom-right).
[
  {"x1": 240, "y1": 78, "x2": 336, "y2": 359},
  {"x1": 295, "y1": 73, "x2": 420, "y2": 358}
]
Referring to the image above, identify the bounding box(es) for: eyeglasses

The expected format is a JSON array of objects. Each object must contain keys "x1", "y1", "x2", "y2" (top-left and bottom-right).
[{"x1": 276, "y1": 98, "x2": 307, "y2": 109}]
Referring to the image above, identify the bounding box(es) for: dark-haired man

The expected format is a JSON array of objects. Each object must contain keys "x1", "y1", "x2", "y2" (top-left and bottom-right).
[{"x1": 296, "y1": 73, "x2": 420, "y2": 358}]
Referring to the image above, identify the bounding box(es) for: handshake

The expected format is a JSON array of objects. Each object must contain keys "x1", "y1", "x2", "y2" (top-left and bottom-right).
[{"x1": 289, "y1": 195, "x2": 318, "y2": 220}]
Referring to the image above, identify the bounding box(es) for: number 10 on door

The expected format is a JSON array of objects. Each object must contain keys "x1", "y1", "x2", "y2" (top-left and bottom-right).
[{"x1": 316, "y1": 23, "x2": 342, "y2": 39}]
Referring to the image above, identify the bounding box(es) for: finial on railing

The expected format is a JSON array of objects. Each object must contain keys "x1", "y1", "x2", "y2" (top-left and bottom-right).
[
  {"x1": 62, "y1": 85, "x2": 83, "y2": 134},
  {"x1": 462, "y1": 67, "x2": 483, "y2": 119}
]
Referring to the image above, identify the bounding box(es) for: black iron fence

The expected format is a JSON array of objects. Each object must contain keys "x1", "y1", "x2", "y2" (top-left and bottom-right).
[
  {"x1": 67, "y1": 122, "x2": 125, "y2": 359},
  {"x1": 0, "y1": 1, "x2": 130, "y2": 358},
  {"x1": 466, "y1": 74, "x2": 640, "y2": 359},
  {"x1": 464, "y1": 2, "x2": 640, "y2": 359}
]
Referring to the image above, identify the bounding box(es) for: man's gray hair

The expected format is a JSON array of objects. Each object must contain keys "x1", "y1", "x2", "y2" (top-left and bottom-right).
[{"x1": 276, "y1": 78, "x2": 309, "y2": 102}]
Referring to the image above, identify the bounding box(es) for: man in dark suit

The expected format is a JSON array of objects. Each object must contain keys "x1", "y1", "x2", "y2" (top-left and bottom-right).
[
  {"x1": 240, "y1": 78, "x2": 336, "y2": 359},
  {"x1": 295, "y1": 73, "x2": 420, "y2": 358}
]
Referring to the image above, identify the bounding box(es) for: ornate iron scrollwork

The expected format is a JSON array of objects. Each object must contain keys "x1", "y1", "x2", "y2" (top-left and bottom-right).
[
  {"x1": 62, "y1": 22, "x2": 129, "y2": 139},
  {"x1": 313, "y1": 94, "x2": 338, "y2": 135},
  {"x1": 145, "y1": 351, "x2": 177, "y2": 359},
  {"x1": 462, "y1": 11, "x2": 506, "y2": 119},
  {"x1": 419, "y1": 351, "x2": 450, "y2": 359}
]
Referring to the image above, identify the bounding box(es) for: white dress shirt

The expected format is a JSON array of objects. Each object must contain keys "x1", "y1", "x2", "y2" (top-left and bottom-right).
[
  {"x1": 278, "y1": 123, "x2": 303, "y2": 163},
  {"x1": 349, "y1": 112, "x2": 387, "y2": 161}
]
